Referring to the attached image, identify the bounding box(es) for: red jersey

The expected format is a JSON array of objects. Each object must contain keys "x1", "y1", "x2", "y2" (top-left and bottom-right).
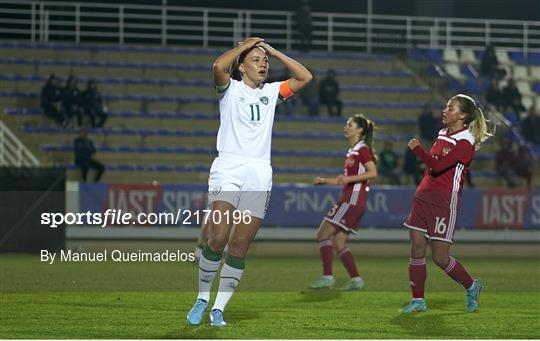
[
  {"x1": 341, "y1": 140, "x2": 374, "y2": 205},
  {"x1": 413, "y1": 127, "x2": 475, "y2": 207}
]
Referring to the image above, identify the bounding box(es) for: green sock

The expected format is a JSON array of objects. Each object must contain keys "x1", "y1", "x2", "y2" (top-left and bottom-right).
[
  {"x1": 225, "y1": 255, "x2": 245, "y2": 270},
  {"x1": 202, "y1": 246, "x2": 222, "y2": 262}
]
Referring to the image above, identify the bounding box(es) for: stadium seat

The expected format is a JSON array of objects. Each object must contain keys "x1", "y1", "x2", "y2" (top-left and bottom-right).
[
  {"x1": 521, "y1": 97, "x2": 533, "y2": 110},
  {"x1": 444, "y1": 63, "x2": 467, "y2": 81},
  {"x1": 459, "y1": 49, "x2": 477, "y2": 64},
  {"x1": 495, "y1": 50, "x2": 514, "y2": 65},
  {"x1": 443, "y1": 49, "x2": 459, "y2": 63},
  {"x1": 530, "y1": 66, "x2": 540, "y2": 81},
  {"x1": 516, "y1": 81, "x2": 535, "y2": 97},
  {"x1": 504, "y1": 112, "x2": 519, "y2": 126},
  {"x1": 426, "y1": 49, "x2": 443, "y2": 63},
  {"x1": 408, "y1": 48, "x2": 427, "y2": 63},
  {"x1": 528, "y1": 52, "x2": 540, "y2": 65},
  {"x1": 512, "y1": 66, "x2": 530, "y2": 81},
  {"x1": 462, "y1": 64, "x2": 478, "y2": 78},
  {"x1": 510, "y1": 51, "x2": 526, "y2": 65},
  {"x1": 533, "y1": 82, "x2": 540, "y2": 95},
  {"x1": 447, "y1": 79, "x2": 463, "y2": 93},
  {"x1": 464, "y1": 79, "x2": 479, "y2": 93}
]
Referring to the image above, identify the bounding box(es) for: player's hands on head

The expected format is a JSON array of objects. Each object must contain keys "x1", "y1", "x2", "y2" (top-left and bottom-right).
[
  {"x1": 313, "y1": 177, "x2": 326, "y2": 185},
  {"x1": 256, "y1": 42, "x2": 277, "y2": 56},
  {"x1": 408, "y1": 138, "x2": 420, "y2": 150},
  {"x1": 240, "y1": 37, "x2": 264, "y2": 49}
]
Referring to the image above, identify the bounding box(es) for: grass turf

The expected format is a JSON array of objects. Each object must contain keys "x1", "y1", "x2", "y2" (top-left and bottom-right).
[{"x1": 1, "y1": 254, "x2": 539, "y2": 339}]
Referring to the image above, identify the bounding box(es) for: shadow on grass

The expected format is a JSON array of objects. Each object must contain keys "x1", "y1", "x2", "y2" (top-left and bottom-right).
[
  {"x1": 296, "y1": 290, "x2": 342, "y2": 303},
  {"x1": 169, "y1": 309, "x2": 261, "y2": 339},
  {"x1": 390, "y1": 311, "x2": 464, "y2": 338}
]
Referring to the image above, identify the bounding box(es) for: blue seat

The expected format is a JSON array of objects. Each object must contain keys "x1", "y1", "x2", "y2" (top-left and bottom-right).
[
  {"x1": 504, "y1": 112, "x2": 519, "y2": 126},
  {"x1": 510, "y1": 51, "x2": 526, "y2": 65},
  {"x1": 408, "y1": 48, "x2": 427, "y2": 63},
  {"x1": 464, "y1": 79, "x2": 479, "y2": 94},
  {"x1": 447, "y1": 79, "x2": 463, "y2": 93},
  {"x1": 528, "y1": 52, "x2": 540, "y2": 65},
  {"x1": 462, "y1": 64, "x2": 478, "y2": 79},
  {"x1": 426, "y1": 49, "x2": 443, "y2": 63},
  {"x1": 428, "y1": 64, "x2": 446, "y2": 78},
  {"x1": 533, "y1": 82, "x2": 540, "y2": 95}
]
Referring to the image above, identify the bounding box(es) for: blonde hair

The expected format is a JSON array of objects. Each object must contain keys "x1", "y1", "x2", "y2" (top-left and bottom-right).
[{"x1": 451, "y1": 94, "x2": 495, "y2": 150}]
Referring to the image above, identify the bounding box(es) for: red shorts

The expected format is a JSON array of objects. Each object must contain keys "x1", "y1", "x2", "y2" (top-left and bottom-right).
[
  {"x1": 324, "y1": 193, "x2": 368, "y2": 234},
  {"x1": 404, "y1": 197, "x2": 459, "y2": 243}
]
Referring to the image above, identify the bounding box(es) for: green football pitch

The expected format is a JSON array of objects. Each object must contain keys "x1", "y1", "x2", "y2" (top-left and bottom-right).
[{"x1": 1, "y1": 254, "x2": 539, "y2": 339}]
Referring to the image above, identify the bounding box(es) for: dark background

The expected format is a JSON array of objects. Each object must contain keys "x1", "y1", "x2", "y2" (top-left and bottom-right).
[{"x1": 58, "y1": 0, "x2": 539, "y2": 21}]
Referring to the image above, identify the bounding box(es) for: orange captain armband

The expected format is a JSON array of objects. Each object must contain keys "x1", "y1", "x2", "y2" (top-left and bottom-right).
[{"x1": 279, "y1": 79, "x2": 294, "y2": 101}]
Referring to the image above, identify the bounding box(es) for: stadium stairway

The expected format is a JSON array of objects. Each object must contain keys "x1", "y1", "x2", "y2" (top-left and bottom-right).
[{"x1": 0, "y1": 41, "x2": 511, "y2": 186}]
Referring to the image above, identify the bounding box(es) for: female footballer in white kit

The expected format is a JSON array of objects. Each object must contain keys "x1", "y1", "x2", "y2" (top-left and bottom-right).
[{"x1": 187, "y1": 37, "x2": 312, "y2": 327}]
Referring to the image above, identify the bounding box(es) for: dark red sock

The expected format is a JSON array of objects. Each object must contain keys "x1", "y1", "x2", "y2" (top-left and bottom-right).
[
  {"x1": 444, "y1": 257, "x2": 474, "y2": 289},
  {"x1": 319, "y1": 239, "x2": 333, "y2": 276},
  {"x1": 338, "y1": 247, "x2": 359, "y2": 278},
  {"x1": 409, "y1": 257, "x2": 426, "y2": 299}
]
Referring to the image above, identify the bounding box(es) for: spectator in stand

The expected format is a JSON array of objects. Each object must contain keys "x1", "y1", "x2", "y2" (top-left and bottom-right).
[
  {"x1": 62, "y1": 75, "x2": 83, "y2": 127},
  {"x1": 417, "y1": 103, "x2": 439, "y2": 143},
  {"x1": 74, "y1": 129, "x2": 105, "y2": 182},
  {"x1": 319, "y1": 69, "x2": 342, "y2": 117},
  {"x1": 378, "y1": 141, "x2": 400, "y2": 185},
  {"x1": 480, "y1": 44, "x2": 505, "y2": 79},
  {"x1": 515, "y1": 145, "x2": 533, "y2": 189},
  {"x1": 403, "y1": 146, "x2": 424, "y2": 186},
  {"x1": 299, "y1": 67, "x2": 319, "y2": 116},
  {"x1": 521, "y1": 106, "x2": 540, "y2": 145},
  {"x1": 296, "y1": 0, "x2": 312, "y2": 52},
  {"x1": 485, "y1": 79, "x2": 505, "y2": 112},
  {"x1": 502, "y1": 79, "x2": 526, "y2": 118},
  {"x1": 40, "y1": 74, "x2": 68, "y2": 127},
  {"x1": 495, "y1": 137, "x2": 524, "y2": 188},
  {"x1": 81, "y1": 79, "x2": 108, "y2": 128}
]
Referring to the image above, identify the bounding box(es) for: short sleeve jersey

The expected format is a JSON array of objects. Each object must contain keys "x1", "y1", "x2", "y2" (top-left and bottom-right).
[
  {"x1": 415, "y1": 127, "x2": 475, "y2": 206},
  {"x1": 216, "y1": 79, "x2": 284, "y2": 161},
  {"x1": 341, "y1": 140, "x2": 374, "y2": 205}
]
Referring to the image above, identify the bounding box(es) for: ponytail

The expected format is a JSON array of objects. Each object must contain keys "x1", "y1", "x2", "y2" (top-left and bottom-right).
[
  {"x1": 468, "y1": 106, "x2": 494, "y2": 150},
  {"x1": 452, "y1": 94, "x2": 495, "y2": 150}
]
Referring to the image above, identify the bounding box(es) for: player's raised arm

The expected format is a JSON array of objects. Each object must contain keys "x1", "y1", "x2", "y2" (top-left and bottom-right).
[
  {"x1": 257, "y1": 42, "x2": 312, "y2": 93},
  {"x1": 212, "y1": 37, "x2": 264, "y2": 87}
]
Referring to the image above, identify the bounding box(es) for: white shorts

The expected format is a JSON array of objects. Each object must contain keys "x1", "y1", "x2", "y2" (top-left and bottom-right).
[{"x1": 208, "y1": 153, "x2": 272, "y2": 219}]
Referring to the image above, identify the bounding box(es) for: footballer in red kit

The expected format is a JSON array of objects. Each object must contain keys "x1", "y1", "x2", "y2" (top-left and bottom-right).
[
  {"x1": 325, "y1": 140, "x2": 373, "y2": 233},
  {"x1": 404, "y1": 127, "x2": 475, "y2": 242},
  {"x1": 401, "y1": 94, "x2": 493, "y2": 314},
  {"x1": 308, "y1": 114, "x2": 377, "y2": 291}
]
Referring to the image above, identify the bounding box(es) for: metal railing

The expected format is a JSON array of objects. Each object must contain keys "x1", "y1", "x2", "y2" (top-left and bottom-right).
[
  {"x1": 0, "y1": 120, "x2": 40, "y2": 167},
  {"x1": 0, "y1": 1, "x2": 538, "y2": 53}
]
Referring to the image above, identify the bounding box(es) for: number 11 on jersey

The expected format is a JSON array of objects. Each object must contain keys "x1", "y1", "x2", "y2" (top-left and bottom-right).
[{"x1": 249, "y1": 104, "x2": 260, "y2": 121}]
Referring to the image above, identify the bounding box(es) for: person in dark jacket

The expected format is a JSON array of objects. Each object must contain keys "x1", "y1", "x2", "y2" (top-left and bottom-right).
[
  {"x1": 403, "y1": 146, "x2": 424, "y2": 186},
  {"x1": 378, "y1": 141, "x2": 401, "y2": 185},
  {"x1": 74, "y1": 129, "x2": 105, "y2": 182},
  {"x1": 81, "y1": 79, "x2": 108, "y2": 128},
  {"x1": 417, "y1": 103, "x2": 439, "y2": 143},
  {"x1": 40, "y1": 74, "x2": 68, "y2": 127},
  {"x1": 319, "y1": 69, "x2": 342, "y2": 117},
  {"x1": 485, "y1": 79, "x2": 505, "y2": 112},
  {"x1": 62, "y1": 75, "x2": 83, "y2": 126},
  {"x1": 521, "y1": 107, "x2": 540, "y2": 145},
  {"x1": 502, "y1": 79, "x2": 526, "y2": 117}
]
